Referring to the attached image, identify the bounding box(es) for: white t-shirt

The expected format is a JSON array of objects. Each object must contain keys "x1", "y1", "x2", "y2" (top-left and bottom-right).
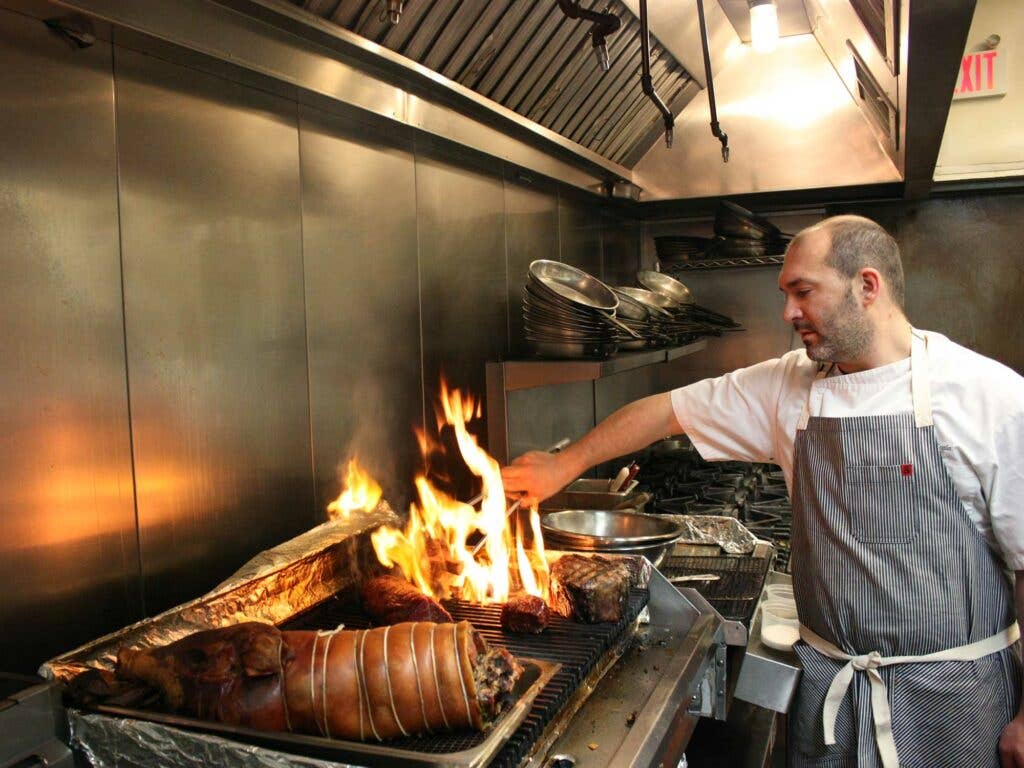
[{"x1": 670, "y1": 330, "x2": 1024, "y2": 570}]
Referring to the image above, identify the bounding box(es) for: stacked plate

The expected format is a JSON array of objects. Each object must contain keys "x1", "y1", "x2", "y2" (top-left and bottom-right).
[
  {"x1": 712, "y1": 200, "x2": 792, "y2": 258},
  {"x1": 524, "y1": 260, "x2": 642, "y2": 360},
  {"x1": 654, "y1": 235, "x2": 714, "y2": 264}
]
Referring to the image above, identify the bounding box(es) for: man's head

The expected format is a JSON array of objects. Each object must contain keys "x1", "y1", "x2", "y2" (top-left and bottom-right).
[{"x1": 778, "y1": 215, "x2": 905, "y2": 364}]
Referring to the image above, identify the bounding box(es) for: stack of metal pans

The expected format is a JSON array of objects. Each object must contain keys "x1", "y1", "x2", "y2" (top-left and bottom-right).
[
  {"x1": 711, "y1": 200, "x2": 792, "y2": 258},
  {"x1": 524, "y1": 260, "x2": 642, "y2": 359},
  {"x1": 636, "y1": 271, "x2": 743, "y2": 332}
]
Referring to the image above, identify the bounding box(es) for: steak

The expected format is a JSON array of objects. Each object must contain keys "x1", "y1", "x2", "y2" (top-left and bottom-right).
[
  {"x1": 500, "y1": 593, "x2": 550, "y2": 634},
  {"x1": 550, "y1": 554, "x2": 630, "y2": 623},
  {"x1": 361, "y1": 575, "x2": 453, "y2": 624}
]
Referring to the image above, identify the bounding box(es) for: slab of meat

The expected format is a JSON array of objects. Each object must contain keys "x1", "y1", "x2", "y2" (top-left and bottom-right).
[
  {"x1": 550, "y1": 554, "x2": 630, "y2": 623},
  {"x1": 361, "y1": 575, "x2": 453, "y2": 624},
  {"x1": 111, "y1": 620, "x2": 521, "y2": 740},
  {"x1": 501, "y1": 594, "x2": 550, "y2": 634}
]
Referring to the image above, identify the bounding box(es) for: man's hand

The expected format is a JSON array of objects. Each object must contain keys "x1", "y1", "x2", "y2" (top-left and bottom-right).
[
  {"x1": 1000, "y1": 712, "x2": 1024, "y2": 767},
  {"x1": 501, "y1": 450, "x2": 576, "y2": 509}
]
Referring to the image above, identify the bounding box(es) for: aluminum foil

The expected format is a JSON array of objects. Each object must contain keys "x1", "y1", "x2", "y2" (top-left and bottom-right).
[
  {"x1": 69, "y1": 711, "x2": 360, "y2": 768},
  {"x1": 41, "y1": 504, "x2": 399, "y2": 682},
  {"x1": 659, "y1": 514, "x2": 759, "y2": 555}
]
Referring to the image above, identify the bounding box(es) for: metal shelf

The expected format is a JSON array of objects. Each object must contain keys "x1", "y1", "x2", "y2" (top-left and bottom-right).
[
  {"x1": 660, "y1": 254, "x2": 786, "y2": 271},
  {"x1": 488, "y1": 339, "x2": 707, "y2": 393}
]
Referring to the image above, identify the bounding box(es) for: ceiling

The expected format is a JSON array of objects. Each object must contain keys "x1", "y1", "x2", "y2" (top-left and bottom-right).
[{"x1": 287, "y1": 0, "x2": 696, "y2": 166}]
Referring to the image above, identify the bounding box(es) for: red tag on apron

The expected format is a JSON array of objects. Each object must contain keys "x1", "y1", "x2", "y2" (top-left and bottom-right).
[{"x1": 901, "y1": 463, "x2": 913, "y2": 477}]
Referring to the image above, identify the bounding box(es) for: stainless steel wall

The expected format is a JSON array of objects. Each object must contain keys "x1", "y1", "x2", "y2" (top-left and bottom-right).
[
  {"x1": 0, "y1": 6, "x2": 635, "y2": 672},
  {"x1": 0, "y1": 9, "x2": 141, "y2": 672},
  {"x1": 114, "y1": 49, "x2": 314, "y2": 610},
  {"x1": 298, "y1": 108, "x2": 423, "y2": 516}
]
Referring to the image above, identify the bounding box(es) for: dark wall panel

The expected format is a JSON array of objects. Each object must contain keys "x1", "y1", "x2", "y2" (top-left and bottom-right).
[
  {"x1": 504, "y1": 174, "x2": 560, "y2": 358},
  {"x1": 116, "y1": 49, "x2": 314, "y2": 612},
  {"x1": 299, "y1": 108, "x2": 423, "y2": 515},
  {"x1": 0, "y1": 9, "x2": 141, "y2": 673},
  {"x1": 416, "y1": 148, "x2": 507, "y2": 496}
]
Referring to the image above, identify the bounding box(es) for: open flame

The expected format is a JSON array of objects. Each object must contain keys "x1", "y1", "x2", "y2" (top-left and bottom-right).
[
  {"x1": 326, "y1": 458, "x2": 383, "y2": 520},
  {"x1": 369, "y1": 380, "x2": 550, "y2": 603}
]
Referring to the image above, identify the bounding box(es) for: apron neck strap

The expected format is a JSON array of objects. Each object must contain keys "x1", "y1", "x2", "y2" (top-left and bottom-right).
[
  {"x1": 910, "y1": 329, "x2": 933, "y2": 428},
  {"x1": 795, "y1": 330, "x2": 932, "y2": 431}
]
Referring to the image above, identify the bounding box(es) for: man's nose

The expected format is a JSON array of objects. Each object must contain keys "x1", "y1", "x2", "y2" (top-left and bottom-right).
[{"x1": 782, "y1": 297, "x2": 801, "y2": 324}]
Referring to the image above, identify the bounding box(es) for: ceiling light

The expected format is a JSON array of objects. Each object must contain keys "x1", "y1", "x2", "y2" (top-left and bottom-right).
[{"x1": 748, "y1": 0, "x2": 779, "y2": 53}]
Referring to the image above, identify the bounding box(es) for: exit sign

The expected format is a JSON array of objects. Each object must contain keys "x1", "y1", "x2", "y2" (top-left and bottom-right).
[{"x1": 954, "y1": 49, "x2": 1008, "y2": 100}]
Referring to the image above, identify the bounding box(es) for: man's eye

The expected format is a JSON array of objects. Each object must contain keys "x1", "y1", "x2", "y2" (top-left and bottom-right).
[{"x1": 797, "y1": 289, "x2": 811, "y2": 297}]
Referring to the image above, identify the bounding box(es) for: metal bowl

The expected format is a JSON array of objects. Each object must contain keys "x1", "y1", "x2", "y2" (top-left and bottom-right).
[
  {"x1": 541, "y1": 510, "x2": 684, "y2": 547},
  {"x1": 529, "y1": 260, "x2": 618, "y2": 312},
  {"x1": 637, "y1": 270, "x2": 693, "y2": 306},
  {"x1": 614, "y1": 286, "x2": 675, "y2": 315}
]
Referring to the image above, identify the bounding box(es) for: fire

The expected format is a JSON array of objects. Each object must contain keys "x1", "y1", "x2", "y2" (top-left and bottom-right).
[
  {"x1": 370, "y1": 381, "x2": 550, "y2": 603},
  {"x1": 327, "y1": 458, "x2": 383, "y2": 520}
]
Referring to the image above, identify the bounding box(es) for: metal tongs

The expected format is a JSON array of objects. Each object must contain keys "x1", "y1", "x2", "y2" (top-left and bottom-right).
[{"x1": 468, "y1": 437, "x2": 570, "y2": 557}]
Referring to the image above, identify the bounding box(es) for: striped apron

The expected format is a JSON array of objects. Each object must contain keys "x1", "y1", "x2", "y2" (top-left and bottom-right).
[{"x1": 788, "y1": 331, "x2": 1021, "y2": 768}]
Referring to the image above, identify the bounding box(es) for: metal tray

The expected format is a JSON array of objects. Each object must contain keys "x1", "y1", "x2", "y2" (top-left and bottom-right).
[{"x1": 93, "y1": 658, "x2": 559, "y2": 768}]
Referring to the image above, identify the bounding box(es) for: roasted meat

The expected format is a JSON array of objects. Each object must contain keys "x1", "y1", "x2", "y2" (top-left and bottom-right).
[
  {"x1": 550, "y1": 554, "x2": 630, "y2": 623},
  {"x1": 361, "y1": 575, "x2": 453, "y2": 624},
  {"x1": 501, "y1": 594, "x2": 550, "y2": 634},
  {"x1": 108, "y1": 620, "x2": 521, "y2": 740}
]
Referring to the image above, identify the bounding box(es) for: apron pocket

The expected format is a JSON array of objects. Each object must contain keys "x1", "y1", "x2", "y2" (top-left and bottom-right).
[
  {"x1": 890, "y1": 656, "x2": 1010, "y2": 768},
  {"x1": 845, "y1": 465, "x2": 920, "y2": 544}
]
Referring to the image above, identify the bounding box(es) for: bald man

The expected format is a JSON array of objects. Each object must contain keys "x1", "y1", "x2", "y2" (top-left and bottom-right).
[{"x1": 503, "y1": 216, "x2": 1024, "y2": 768}]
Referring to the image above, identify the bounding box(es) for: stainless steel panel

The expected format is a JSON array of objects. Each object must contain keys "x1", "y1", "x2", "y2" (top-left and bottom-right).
[
  {"x1": 504, "y1": 173, "x2": 560, "y2": 358},
  {"x1": 557, "y1": 193, "x2": 604, "y2": 278},
  {"x1": 600, "y1": 212, "x2": 642, "y2": 286},
  {"x1": 298, "y1": 106, "x2": 423, "y2": 516},
  {"x1": 0, "y1": 8, "x2": 141, "y2": 673},
  {"x1": 115, "y1": 49, "x2": 313, "y2": 612},
  {"x1": 506, "y1": 382, "x2": 596, "y2": 463},
  {"x1": 415, "y1": 147, "x2": 507, "y2": 498}
]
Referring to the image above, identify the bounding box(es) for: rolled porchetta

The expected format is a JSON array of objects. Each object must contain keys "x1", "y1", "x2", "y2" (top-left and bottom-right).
[{"x1": 113, "y1": 620, "x2": 522, "y2": 741}]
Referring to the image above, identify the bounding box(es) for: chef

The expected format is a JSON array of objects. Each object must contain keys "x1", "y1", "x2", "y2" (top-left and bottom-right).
[{"x1": 501, "y1": 215, "x2": 1024, "y2": 768}]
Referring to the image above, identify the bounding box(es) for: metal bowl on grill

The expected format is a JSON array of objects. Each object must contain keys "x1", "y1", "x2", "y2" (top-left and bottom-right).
[{"x1": 541, "y1": 510, "x2": 684, "y2": 567}]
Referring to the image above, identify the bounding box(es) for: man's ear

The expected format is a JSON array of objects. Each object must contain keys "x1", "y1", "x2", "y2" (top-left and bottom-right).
[{"x1": 859, "y1": 267, "x2": 882, "y2": 306}]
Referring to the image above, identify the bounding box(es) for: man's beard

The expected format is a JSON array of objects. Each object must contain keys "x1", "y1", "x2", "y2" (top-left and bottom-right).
[{"x1": 795, "y1": 289, "x2": 873, "y2": 363}]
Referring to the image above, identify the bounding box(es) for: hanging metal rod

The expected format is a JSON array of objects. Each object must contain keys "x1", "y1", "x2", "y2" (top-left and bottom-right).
[
  {"x1": 638, "y1": 0, "x2": 674, "y2": 148},
  {"x1": 696, "y1": 0, "x2": 729, "y2": 162}
]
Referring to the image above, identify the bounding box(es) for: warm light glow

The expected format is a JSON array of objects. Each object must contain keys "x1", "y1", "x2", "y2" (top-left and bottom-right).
[
  {"x1": 327, "y1": 458, "x2": 383, "y2": 520},
  {"x1": 370, "y1": 380, "x2": 550, "y2": 604},
  {"x1": 750, "y1": 1, "x2": 779, "y2": 54}
]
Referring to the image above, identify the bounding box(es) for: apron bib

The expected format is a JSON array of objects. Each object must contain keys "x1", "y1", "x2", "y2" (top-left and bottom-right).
[{"x1": 788, "y1": 332, "x2": 1021, "y2": 768}]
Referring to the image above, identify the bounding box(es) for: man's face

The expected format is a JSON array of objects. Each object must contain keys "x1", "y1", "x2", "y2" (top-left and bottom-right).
[{"x1": 778, "y1": 232, "x2": 873, "y2": 363}]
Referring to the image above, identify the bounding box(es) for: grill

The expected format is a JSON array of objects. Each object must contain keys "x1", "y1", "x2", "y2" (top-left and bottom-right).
[
  {"x1": 660, "y1": 552, "x2": 771, "y2": 624},
  {"x1": 279, "y1": 588, "x2": 650, "y2": 766}
]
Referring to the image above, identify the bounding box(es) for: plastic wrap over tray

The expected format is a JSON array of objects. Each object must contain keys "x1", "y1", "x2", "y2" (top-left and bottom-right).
[
  {"x1": 657, "y1": 514, "x2": 759, "y2": 554},
  {"x1": 41, "y1": 504, "x2": 399, "y2": 682}
]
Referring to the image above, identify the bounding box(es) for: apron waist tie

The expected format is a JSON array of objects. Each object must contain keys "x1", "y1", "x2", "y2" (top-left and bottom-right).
[{"x1": 799, "y1": 623, "x2": 1020, "y2": 768}]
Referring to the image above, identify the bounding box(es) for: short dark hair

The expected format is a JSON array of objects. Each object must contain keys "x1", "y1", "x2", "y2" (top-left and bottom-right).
[{"x1": 793, "y1": 215, "x2": 905, "y2": 309}]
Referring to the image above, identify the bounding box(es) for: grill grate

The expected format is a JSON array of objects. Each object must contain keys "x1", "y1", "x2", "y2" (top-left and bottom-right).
[
  {"x1": 660, "y1": 554, "x2": 770, "y2": 623},
  {"x1": 280, "y1": 588, "x2": 649, "y2": 766}
]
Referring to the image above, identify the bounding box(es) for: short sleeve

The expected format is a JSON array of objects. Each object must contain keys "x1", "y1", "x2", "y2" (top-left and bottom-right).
[
  {"x1": 670, "y1": 356, "x2": 789, "y2": 464},
  {"x1": 987, "y1": 413, "x2": 1024, "y2": 570}
]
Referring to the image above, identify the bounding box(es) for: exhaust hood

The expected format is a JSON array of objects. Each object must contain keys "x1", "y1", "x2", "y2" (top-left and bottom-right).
[{"x1": 43, "y1": 0, "x2": 976, "y2": 201}]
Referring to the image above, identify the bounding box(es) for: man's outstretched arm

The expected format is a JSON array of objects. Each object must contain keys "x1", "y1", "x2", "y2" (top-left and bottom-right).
[{"x1": 500, "y1": 392, "x2": 683, "y2": 507}]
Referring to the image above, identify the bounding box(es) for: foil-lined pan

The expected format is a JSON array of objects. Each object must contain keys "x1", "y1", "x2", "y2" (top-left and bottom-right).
[{"x1": 657, "y1": 514, "x2": 760, "y2": 555}]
